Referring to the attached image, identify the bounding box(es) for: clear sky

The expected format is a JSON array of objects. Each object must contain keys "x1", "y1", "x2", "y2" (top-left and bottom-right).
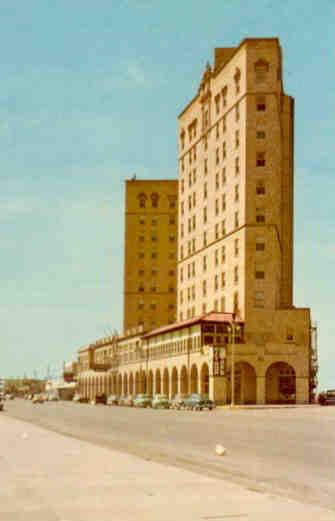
[{"x1": 1, "y1": 1, "x2": 334, "y2": 387}]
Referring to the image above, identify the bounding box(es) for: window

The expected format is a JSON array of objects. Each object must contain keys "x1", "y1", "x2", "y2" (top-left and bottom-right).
[
  {"x1": 203, "y1": 255, "x2": 207, "y2": 272},
  {"x1": 168, "y1": 286, "x2": 174, "y2": 293},
  {"x1": 151, "y1": 252, "x2": 157, "y2": 259},
  {"x1": 256, "y1": 152, "x2": 266, "y2": 167},
  {"x1": 233, "y1": 291, "x2": 239, "y2": 313},
  {"x1": 138, "y1": 285, "x2": 144, "y2": 292},
  {"x1": 256, "y1": 239, "x2": 265, "y2": 251},
  {"x1": 204, "y1": 158, "x2": 208, "y2": 175},
  {"x1": 188, "y1": 218, "x2": 191, "y2": 233},
  {"x1": 180, "y1": 223, "x2": 184, "y2": 238},
  {"x1": 203, "y1": 182, "x2": 207, "y2": 199},
  {"x1": 221, "y1": 245, "x2": 226, "y2": 263},
  {"x1": 169, "y1": 235, "x2": 175, "y2": 242},
  {"x1": 214, "y1": 274, "x2": 219, "y2": 291},
  {"x1": 169, "y1": 215, "x2": 176, "y2": 225},
  {"x1": 203, "y1": 206, "x2": 207, "y2": 224},
  {"x1": 151, "y1": 192, "x2": 159, "y2": 208},
  {"x1": 187, "y1": 241, "x2": 191, "y2": 256},
  {"x1": 216, "y1": 147, "x2": 219, "y2": 165},
  {"x1": 151, "y1": 285, "x2": 157, "y2": 292},
  {"x1": 220, "y1": 296, "x2": 225, "y2": 312},
  {"x1": 215, "y1": 198, "x2": 219, "y2": 216},
  {"x1": 214, "y1": 299, "x2": 219, "y2": 311},
  {"x1": 255, "y1": 264, "x2": 265, "y2": 279},
  {"x1": 222, "y1": 141, "x2": 226, "y2": 159},
  {"x1": 203, "y1": 135, "x2": 208, "y2": 151},
  {"x1": 192, "y1": 192, "x2": 196, "y2": 207},
  {"x1": 221, "y1": 271, "x2": 226, "y2": 288},
  {"x1": 286, "y1": 328, "x2": 294, "y2": 342},
  {"x1": 254, "y1": 291, "x2": 265, "y2": 308},
  {"x1": 139, "y1": 251, "x2": 145, "y2": 259},
  {"x1": 203, "y1": 231, "x2": 207, "y2": 247},
  {"x1": 139, "y1": 235, "x2": 145, "y2": 242},
  {"x1": 180, "y1": 130, "x2": 185, "y2": 149},
  {"x1": 234, "y1": 67, "x2": 241, "y2": 94},
  {"x1": 180, "y1": 246, "x2": 184, "y2": 259},
  {"x1": 192, "y1": 214, "x2": 196, "y2": 230},
  {"x1": 150, "y1": 303, "x2": 157, "y2": 310},
  {"x1": 202, "y1": 280, "x2": 207, "y2": 297},
  {"x1": 193, "y1": 169, "x2": 197, "y2": 184},
  {"x1": 235, "y1": 156, "x2": 240, "y2": 175},
  {"x1": 181, "y1": 201, "x2": 184, "y2": 216},
  {"x1": 233, "y1": 127, "x2": 238, "y2": 150},
  {"x1": 169, "y1": 197, "x2": 176, "y2": 209},
  {"x1": 234, "y1": 211, "x2": 239, "y2": 228},
  {"x1": 221, "y1": 220, "x2": 226, "y2": 236},
  {"x1": 188, "y1": 195, "x2": 192, "y2": 210},
  {"x1": 138, "y1": 269, "x2": 145, "y2": 276},
  {"x1": 168, "y1": 252, "x2": 174, "y2": 260},
  {"x1": 234, "y1": 238, "x2": 239, "y2": 256},
  {"x1": 234, "y1": 266, "x2": 239, "y2": 283},
  {"x1": 138, "y1": 301, "x2": 144, "y2": 310},
  {"x1": 188, "y1": 172, "x2": 192, "y2": 188},
  {"x1": 139, "y1": 215, "x2": 145, "y2": 225},
  {"x1": 214, "y1": 249, "x2": 219, "y2": 266},
  {"x1": 180, "y1": 291, "x2": 183, "y2": 304},
  {"x1": 151, "y1": 234, "x2": 157, "y2": 242},
  {"x1": 222, "y1": 115, "x2": 226, "y2": 133},
  {"x1": 138, "y1": 193, "x2": 146, "y2": 208},
  {"x1": 192, "y1": 238, "x2": 196, "y2": 253},
  {"x1": 215, "y1": 223, "x2": 219, "y2": 240},
  {"x1": 202, "y1": 302, "x2": 207, "y2": 314},
  {"x1": 222, "y1": 86, "x2": 227, "y2": 107},
  {"x1": 255, "y1": 59, "x2": 269, "y2": 84},
  {"x1": 256, "y1": 180, "x2": 265, "y2": 195},
  {"x1": 256, "y1": 208, "x2": 265, "y2": 223},
  {"x1": 179, "y1": 311, "x2": 183, "y2": 321},
  {"x1": 222, "y1": 167, "x2": 226, "y2": 185},
  {"x1": 169, "y1": 269, "x2": 175, "y2": 277},
  {"x1": 191, "y1": 285, "x2": 195, "y2": 300},
  {"x1": 193, "y1": 145, "x2": 196, "y2": 161},
  {"x1": 235, "y1": 184, "x2": 239, "y2": 202},
  {"x1": 256, "y1": 130, "x2": 266, "y2": 139},
  {"x1": 192, "y1": 262, "x2": 195, "y2": 277},
  {"x1": 256, "y1": 96, "x2": 266, "y2": 112},
  {"x1": 181, "y1": 158, "x2": 184, "y2": 172},
  {"x1": 180, "y1": 268, "x2": 184, "y2": 282},
  {"x1": 216, "y1": 123, "x2": 219, "y2": 140}
]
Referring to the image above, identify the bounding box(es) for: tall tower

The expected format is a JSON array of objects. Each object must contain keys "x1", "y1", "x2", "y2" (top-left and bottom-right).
[
  {"x1": 123, "y1": 179, "x2": 178, "y2": 333},
  {"x1": 177, "y1": 38, "x2": 293, "y2": 322}
]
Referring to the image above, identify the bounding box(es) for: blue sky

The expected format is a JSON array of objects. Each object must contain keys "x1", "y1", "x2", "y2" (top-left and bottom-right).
[{"x1": 1, "y1": 1, "x2": 334, "y2": 387}]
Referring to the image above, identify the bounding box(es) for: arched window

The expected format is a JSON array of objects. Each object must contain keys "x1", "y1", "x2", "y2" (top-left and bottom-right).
[
  {"x1": 254, "y1": 59, "x2": 269, "y2": 84},
  {"x1": 138, "y1": 192, "x2": 147, "y2": 208},
  {"x1": 151, "y1": 192, "x2": 159, "y2": 208}
]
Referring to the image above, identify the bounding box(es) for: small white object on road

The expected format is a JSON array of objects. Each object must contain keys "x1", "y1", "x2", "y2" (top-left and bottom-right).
[
  {"x1": 215, "y1": 444, "x2": 226, "y2": 456},
  {"x1": 21, "y1": 432, "x2": 28, "y2": 440}
]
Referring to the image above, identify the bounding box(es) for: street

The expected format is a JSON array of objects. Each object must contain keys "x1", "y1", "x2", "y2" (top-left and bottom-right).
[{"x1": 4, "y1": 399, "x2": 335, "y2": 513}]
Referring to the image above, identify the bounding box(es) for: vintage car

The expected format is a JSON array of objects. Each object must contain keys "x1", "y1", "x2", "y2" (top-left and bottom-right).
[
  {"x1": 133, "y1": 394, "x2": 152, "y2": 408},
  {"x1": 0, "y1": 399, "x2": 4, "y2": 411},
  {"x1": 318, "y1": 389, "x2": 335, "y2": 406},
  {"x1": 151, "y1": 394, "x2": 170, "y2": 409},
  {"x1": 32, "y1": 394, "x2": 45, "y2": 404},
  {"x1": 93, "y1": 393, "x2": 107, "y2": 405},
  {"x1": 169, "y1": 393, "x2": 187, "y2": 410},
  {"x1": 107, "y1": 394, "x2": 119, "y2": 406},
  {"x1": 183, "y1": 393, "x2": 215, "y2": 411}
]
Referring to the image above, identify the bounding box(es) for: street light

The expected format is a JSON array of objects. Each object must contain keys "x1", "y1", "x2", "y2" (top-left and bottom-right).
[{"x1": 227, "y1": 321, "x2": 240, "y2": 407}]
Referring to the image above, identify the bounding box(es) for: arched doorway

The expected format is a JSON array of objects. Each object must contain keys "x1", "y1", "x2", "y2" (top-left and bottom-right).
[
  {"x1": 147, "y1": 370, "x2": 153, "y2": 395},
  {"x1": 266, "y1": 362, "x2": 296, "y2": 404},
  {"x1": 123, "y1": 373, "x2": 128, "y2": 395},
  {"x1": 190, "y1": 364, "x2": 198, "y2": 393},
  {"x1": 163, "y1": 368, "x2": 169, "y2": 397},
  {"x1": 180, "y1": 365, "x2": 188, "y2": 394},
  {"x1": 129, "y1": 373, "x2": 134, "y2": 395},
  {"x1": 200, "y1": 363, "x2": 209, "y2": 395},
  {"x1": 235, "y1": 362, "x2": 256, "y2": 404},
  {"x1": 155, "y1": 369, "x2": 161, "y2": 394},
  {"x1": 171, "y1": 367, "x2": 178, "y2": 398}
]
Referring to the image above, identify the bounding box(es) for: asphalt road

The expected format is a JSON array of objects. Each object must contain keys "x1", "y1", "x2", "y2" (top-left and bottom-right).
[{"x1": 4, "y1": 400, "x2": 335, "y2": 512}]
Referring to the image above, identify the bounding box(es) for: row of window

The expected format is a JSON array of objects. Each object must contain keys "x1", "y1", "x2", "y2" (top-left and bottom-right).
[
  {"x1": 138, "y1": 215, "x2": 176, "y2": 225},
  {"x1": 138, "y1": 234, "x2": 176, "y2": 243},
  {"x1": 137, "y1": 269, "x2": 175, "y2": 277},
  {"x1": 137, "y1": 251, "x2": 175, "y2": 260},
  {"x1": 137, "y1": 302, "x2": 175, "y2": 311},
  {"x1": 138, "y1": 285, "x2": 175, "y2": 293},
  {"x1": 137, "y1": 193, "x2": 177, "y2": 210}
]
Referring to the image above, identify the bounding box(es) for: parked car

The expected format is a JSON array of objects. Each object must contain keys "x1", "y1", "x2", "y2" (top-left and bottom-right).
[
  {"x1": 117, "y1": 395, "x2": 128, "y2": 406},
  {"x1": 32, "y1": 394, "x2": 45, "y2": 404},
  {"x1": 124, "y1": 395, "x2": 134, "y2": 407},
  {"x1": 107, "y1": 394, "x2": 119, "y2": 406},
  {"x1": 318, "y1": 389, "x2": 335, "y2": 406},
  {"x1": 133, "y1": 394, "x2": 152, "y2": 408},
  {"x1": 183, "y1": 393, "x2": 215, "y2": 411},
  {"x1": 152, "y1": 394, "x2": 169, "y2": 409},
  {"x1": 94, "y1": 393, "x2": 107, "y2": 405},
  {"x1": 47, "y1": 394, "x2": 59, "y2": 401},
  {"x1": 0, "y1": 399, "x2": 4, "y2": 411},
  {"x1": 169, "y1": 393, "x2": 187, "y2": 410}
]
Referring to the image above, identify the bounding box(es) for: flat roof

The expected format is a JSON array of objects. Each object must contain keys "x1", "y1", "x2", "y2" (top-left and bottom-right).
[{"x1": 142, "y1": 311, "x2": 243, "y2": 339}]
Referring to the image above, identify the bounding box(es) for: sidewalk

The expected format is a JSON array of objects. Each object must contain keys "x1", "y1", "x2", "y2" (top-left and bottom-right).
[{"x1": 0, "y1": 413, "x2": 334, "y2": 521}]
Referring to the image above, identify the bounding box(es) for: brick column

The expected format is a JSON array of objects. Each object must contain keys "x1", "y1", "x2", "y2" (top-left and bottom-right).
[{"x1": 256, "y1": 376, "x2": 265, "y2": 404}]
